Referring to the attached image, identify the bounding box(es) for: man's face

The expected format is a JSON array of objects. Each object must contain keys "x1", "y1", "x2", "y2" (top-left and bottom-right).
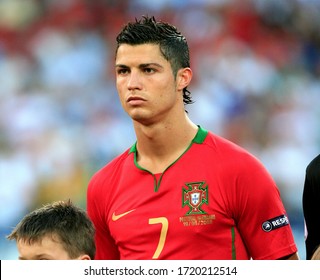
[
  {"x1": 115, "y1": 43, "x2": 182, "y2": 125},
  {"x1": 16, "y1": 234, "x2": 88, "y2": 260}
]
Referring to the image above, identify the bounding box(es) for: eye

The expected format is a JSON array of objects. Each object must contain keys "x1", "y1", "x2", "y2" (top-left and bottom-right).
[
  {"x1": 143, "y1": 67, "x2": 155, "y2": 74},
  {"x1": 116, "y1": 68, "x2": 129, "y2": 75}
]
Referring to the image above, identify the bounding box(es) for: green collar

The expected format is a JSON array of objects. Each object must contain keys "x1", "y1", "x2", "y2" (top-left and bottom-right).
[{"x1": 129, "y1": 125, "x2": 208, "y2": 153}]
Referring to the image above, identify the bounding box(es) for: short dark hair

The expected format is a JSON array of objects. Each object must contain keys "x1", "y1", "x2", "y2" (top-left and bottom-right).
[
  {"x1": 116, "y1": 15, "x2": 193, "y2": 106},
  {"x1": 7, "y1": 199, "x2": 96, "y2": 259}
]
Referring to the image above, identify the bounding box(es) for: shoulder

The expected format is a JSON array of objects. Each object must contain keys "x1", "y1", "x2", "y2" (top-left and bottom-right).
[
  {"x1": 205, "y1": 131, "x2": 263, "y2": 165},
  {"x1": 88, "y1": 147, "x2": 132, "y2": 190},
  {"x1": 205, "y1": 131, "x2": 248, "y2": 152},
  {"x1": 201, "y1": 131, "x2": 275, "y2": 186}
]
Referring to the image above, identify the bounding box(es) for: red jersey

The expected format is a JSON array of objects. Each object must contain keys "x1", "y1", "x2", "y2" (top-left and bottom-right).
[{"x1": 87, "y1": 126, "x2": 297, "y2": 259}]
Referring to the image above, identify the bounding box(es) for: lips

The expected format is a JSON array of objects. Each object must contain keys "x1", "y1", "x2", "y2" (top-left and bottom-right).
[
  {"x1": 127, "y1": 96, "x2": 146, "y2": 105},
  {"x1": 127, "y1": 96, "x2": 145, "y2": 102}
]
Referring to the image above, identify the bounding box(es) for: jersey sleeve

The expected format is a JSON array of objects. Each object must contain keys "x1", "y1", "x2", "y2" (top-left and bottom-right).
[
  {"x1": 229, "y1": 153, "x2": 297, "y2": 259},
  {"x1": 87, "y1": 172, "x2": 120, "y2": 260}
]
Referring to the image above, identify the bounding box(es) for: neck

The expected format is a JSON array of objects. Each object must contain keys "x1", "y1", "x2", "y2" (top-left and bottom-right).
[{"x1": 133, "y1": 115, "x2": 198, "y2": 173}]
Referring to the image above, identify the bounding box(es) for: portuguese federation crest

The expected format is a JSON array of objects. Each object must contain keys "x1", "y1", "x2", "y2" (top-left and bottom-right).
[{"x1": 182, "y1": 182, "x2": 208, "y2": 215}]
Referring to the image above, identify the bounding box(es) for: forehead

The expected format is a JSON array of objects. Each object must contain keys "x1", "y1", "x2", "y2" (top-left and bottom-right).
[
  {"x1": 115, "y1": 43, "x2": 167, "y2": 65},
  {"x1": 17, "y1": 235, "x2": 69, "y2": 260}
]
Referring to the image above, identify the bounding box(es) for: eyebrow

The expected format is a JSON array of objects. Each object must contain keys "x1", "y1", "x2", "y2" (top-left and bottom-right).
[
  {"x1": 115, "y1": 63, "x2": 164, "y2": 69},
  {"x1": 19, "y1": 254, "x2": 52, "y2": 260}
]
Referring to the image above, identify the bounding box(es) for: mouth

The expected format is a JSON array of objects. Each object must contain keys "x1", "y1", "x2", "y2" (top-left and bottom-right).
[{"x1": 127, "y1": 96, "x2": 146, "y2": 105}]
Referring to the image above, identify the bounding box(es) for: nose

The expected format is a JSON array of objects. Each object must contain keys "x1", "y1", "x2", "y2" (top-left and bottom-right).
[{"x1": 127, "y1": 70, "x2": 142, "y2": 90}]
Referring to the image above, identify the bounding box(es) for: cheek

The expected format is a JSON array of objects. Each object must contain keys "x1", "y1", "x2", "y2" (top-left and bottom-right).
[
  {"x1": 159, "y1": 81, "x2": 179, "y2": 102},
  {"x1": 116, "y1": 78, "x2": 124, "y2": 92},
  {"x1": 116, "y1": 81, "x2": 127, "y2": 103}
]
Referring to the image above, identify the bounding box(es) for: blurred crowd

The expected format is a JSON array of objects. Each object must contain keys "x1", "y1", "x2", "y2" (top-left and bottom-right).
[{"x1": 1, "y1": 0, "x2": 320, "y2": 259}]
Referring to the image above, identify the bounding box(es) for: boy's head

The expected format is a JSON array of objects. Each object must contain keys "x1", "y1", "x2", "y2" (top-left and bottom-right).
[{"x1": 7, "y1": 200, "x2": 95, "y2": 260}]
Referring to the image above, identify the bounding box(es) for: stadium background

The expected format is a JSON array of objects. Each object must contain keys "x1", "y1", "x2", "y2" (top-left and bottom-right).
[{"x1": 1, "y1": 0, "x2": 320, "y2": 260}]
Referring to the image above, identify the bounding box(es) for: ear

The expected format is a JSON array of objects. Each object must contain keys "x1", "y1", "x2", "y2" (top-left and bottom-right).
[
  {"x1": 176, "y1": 67, "x2": 192, "y2": 91},
  {"x1": 78, "y1": 254, "x2": 91, "y2": 260}
]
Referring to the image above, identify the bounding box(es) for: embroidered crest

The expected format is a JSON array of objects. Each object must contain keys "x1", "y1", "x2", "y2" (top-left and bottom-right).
[{"x1": 182, "y1": 181, "x2": 208, "y2": 215}]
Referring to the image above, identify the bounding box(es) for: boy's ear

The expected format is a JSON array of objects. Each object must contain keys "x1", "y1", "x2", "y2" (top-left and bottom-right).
[{"x1": 78, "y1": 254, "x2": 91, "y2": 260}]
